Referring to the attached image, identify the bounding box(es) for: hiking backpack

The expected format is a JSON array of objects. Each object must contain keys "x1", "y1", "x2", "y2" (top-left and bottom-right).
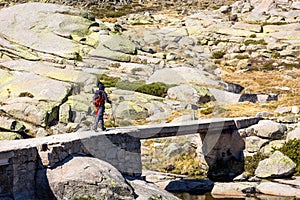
[{"x1": 92, "y1": 90, "x2": 105, "y2": 110}]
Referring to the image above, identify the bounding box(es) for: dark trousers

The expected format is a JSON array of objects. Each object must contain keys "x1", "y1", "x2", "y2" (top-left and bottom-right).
[{"x1": 93, "y1": 106, "x2": 104, "y2": 130}]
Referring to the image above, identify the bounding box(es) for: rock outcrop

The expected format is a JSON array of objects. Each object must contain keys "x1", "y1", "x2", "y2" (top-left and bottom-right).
[
  {"x1": 211, "y1": 182, "x2": 258, "y2": 197},
  {"x1": 1, "y1": 0, "x2": 300, "y2": 137},
  {"x1": 287, "y1": 127, "x2": 300, "y2": 141},
  {"x1": 36, "y1": 155, "x2": 181, "y2": 199},
  {"x1": 255, "y1": 151, "x2": 296, "y2": 178},
  {"x1": 0, "y1": 0, "x2": 300, "y2": 198},
  {"x1": 37, "y1": 156, "x2": 134, "y2": 200},
  {"x1": 256, "y1": 181, "x2": 300, "y2": 198},
  {"x1": 245, "y1": 120, "x2": 287, "y2": 139}
]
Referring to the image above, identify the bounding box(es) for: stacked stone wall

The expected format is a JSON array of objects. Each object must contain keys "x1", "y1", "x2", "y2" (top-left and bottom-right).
[
  {"x1": 0, "y1": 130, "x2": 142, "y2": 198},
  {"x1": 0, "y1": 148, "x2": 37, "y2": 199}
]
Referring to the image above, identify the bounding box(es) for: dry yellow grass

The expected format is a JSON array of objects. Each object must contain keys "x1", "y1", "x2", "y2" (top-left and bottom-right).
[
  {"x1": 193, "y1": 66, "x2": 300, "y2": 118},
  {"x1": 220, "y1": 68, "x2": 300, "y2": 116},
  {"x1": 167, "y1": 110, "x2": 184, "y2": 122},
  {"x1": 222, "y1": 69, "x2": 300, "y2": 95},
  {"x1": 224, "y1": 102, "x2": 275, "y2": 117}
]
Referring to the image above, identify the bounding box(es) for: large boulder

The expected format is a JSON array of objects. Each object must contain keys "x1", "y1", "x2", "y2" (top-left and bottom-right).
[
  {"x1": 127, "y1": 179, "x2": 181, "y2": 200},
  {"x1": 127, "y1": 25, "x2": 189, "y2": 51},
  {"x1": 255, "y1": 151, "x2": 296, "y2": 178},
  {"x1": 233, "y1": 22, "x2": 262, "y2": 33},
  {"x1": 163, "y1": 143, "x2": 184, "y2": 158},
  {"x1": 0, "y1": 2, "x2": 99, "y2": 60},
  {"x1": 208, "y1": 88, "x2": 241, "y2": 104},
  {"x1": 147, "y1": 67, "x2": 241, "y2": 94},
  {"x1": 164, "y1": 179, "x2": 214, "y2": 194},
  {"x1": 251, "y1": 0, "x2": 274, "y2": 14},
  {"x1": 101, "y1": 35, "x2": 137, "y2": 55},
  {"x1": 115, "y1": 101, "x2": 148, "y2": 120},
  {"x1": 110, "y1": 89, "x2": 171, "y2": 123},
  {"x1": 256, "y1": 182, "x2": 300, "y2": 198},
  {"x1": 65, "y1": 94, "x2": 93, "y2": 113},
  {"x1": 37, "y1": 156, "x2": 134, "y2": 200},
  {"x1": 211, "y1": 182, "x2": 258, "y2": 197},
  {"x1": 259, "y1": 140, "x2": 285, "y2": 155},
  {"x1": 0, "y1": 116, "x2": 26, "y2": 133},
  {"x1": 117, "y1": 62, "x2": 153, "y2": 78},
  {"x1": 286, "y1": 128, "x2": 300, "y2": 141},
  {"x1": 249, "y1": 120, "x2": 287, "y2": 139},
  {"x1": 167, "y1": 84, "x2": 213, "y2": 104},
  {"x1": 263, "y1": 24, "x2": 300, "y2": 41},
  {"x1": 0, "y1": 132, "x2": 22, "y2": 140},
  {"x1": 147, "y1": 67, "x2": 220, "y2": 86},
  {"x1": 245, "y1": 136, "x2": 269, "y2": 153},
  {"x1": 0, "y1": 70, "x2": 71, "y2": 103},
  {"x1": 0, "y1": 70, "x2": 71, "y2": 126},
  {"x1": 37, "y1": 155, "x2": 180, "y2": 200},
  {"x1": 89, "y1": 44, "x2": 131, "y2": 62},
  {"x1": 291, "y1": 1, "x2": 300, "y2": 9},
  {"x1": 1, "y1": 60, "x2": 96, "y2": 92}
]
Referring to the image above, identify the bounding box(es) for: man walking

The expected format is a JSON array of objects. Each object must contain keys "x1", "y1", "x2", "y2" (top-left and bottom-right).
[{"x1": 92, "y1": 83, "x2": 112, "y2": 132}]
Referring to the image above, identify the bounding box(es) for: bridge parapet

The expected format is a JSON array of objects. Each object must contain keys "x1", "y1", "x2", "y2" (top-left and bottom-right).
[{"x1": 131, "y1": 117, "x2": 260, "y2": 139}]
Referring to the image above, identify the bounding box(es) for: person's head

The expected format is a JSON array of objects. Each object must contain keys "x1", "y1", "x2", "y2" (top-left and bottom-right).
[{"x1": 98, "y1": 83, "x2": 105, "y2": 90}]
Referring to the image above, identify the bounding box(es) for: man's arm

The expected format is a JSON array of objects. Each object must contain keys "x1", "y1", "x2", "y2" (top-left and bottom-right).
[{"x1": 103, "y1": 92, "x2": 112, "y2": 104}]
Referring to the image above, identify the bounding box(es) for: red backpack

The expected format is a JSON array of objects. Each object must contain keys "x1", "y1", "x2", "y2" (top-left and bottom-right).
[{"x1": 92, "y1": 90, "x2": 105, "y2": 114}]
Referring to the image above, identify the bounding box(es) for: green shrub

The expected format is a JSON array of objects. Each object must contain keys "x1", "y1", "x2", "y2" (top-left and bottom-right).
[
  {"x1": 234, "y1": 54, "x2": 250, "y2": 59},
  {"x1": 213, "y1": 40, "x2": 223, "y2": 45},
  {"x1": 74, "y1": 52, "x2": 82, "y2": 61},
  {"x1": 82, "y1": 120, "x2": 93, "y2": 127},
  {"x1": 98, "y1": 74, "x2": 120, "y2": 87},
  {"x1": 104, "y1": 120, "x2": 117, "y2": 128},
  {"x1": 136, "y1": 82, "x2": 170, "y2": 97},
  {"x1": 80, "y1": 11, "x2": 95, "y2": 21},
  {"x1": 199, "y1": 107, "x2": 213, "y2": 115},
  {"x1": 244, "y1": 152, "x2": 268, "y2": 176},
  {"x1": 74, "y1": 196, "x2": 96, "y2": 200},
  {"x1": 116, "y1": 81, "x2": 144, "y2": 91},
  {"x1": 247, "y1": 58, "x2": 275, "y2": 72},
  {"x1": 279, "y1": 139, "x2": 300, "y2": 175},
  {"x1": 167, "y1": 152, "x2": 206, "y2": 178},
  {"x1": 116, "y1": 81, "x2": 172, "y2": 97},
  {"x1": 271, "y1": 51, "x2": 281, "y2": 58},
  {"x1": 105, "y1": 10, "x2": 127, "y2": 18},
  {"x1": 211, "y1": 51, "x2": 226, "y2": 59},
  {"x1": 244, "y1": 39, "x2": 267, "y2": 46},
  {"x1": 279, "y1": 62, "x2": 300, "y2": 70},
  {"x1": 214, "y1": 60, "x2": 221, "y2": 64}
]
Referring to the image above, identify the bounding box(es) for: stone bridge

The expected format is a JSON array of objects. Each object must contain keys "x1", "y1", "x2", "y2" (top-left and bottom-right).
[{"x1": 0, "y1": 117, "x2": 260, "y2": 198}]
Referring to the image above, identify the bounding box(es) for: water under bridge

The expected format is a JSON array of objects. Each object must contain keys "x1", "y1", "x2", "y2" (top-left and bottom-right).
[{"x1": 0, "y1": 117, "x2": 260, "y2": 198}]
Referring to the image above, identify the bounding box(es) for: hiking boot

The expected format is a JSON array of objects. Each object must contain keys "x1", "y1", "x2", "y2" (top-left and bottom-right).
[
  {"x1": 101, "y1": 127, "x2": 106, "y2": 131},
  {"x1": 92, "y1": 127, "x2": 98, "y2": 132}
]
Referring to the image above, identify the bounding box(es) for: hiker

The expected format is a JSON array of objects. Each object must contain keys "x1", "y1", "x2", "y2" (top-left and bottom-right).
[{"x1": 92, "y1": 83, "x2": 112, "y2": 131}]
